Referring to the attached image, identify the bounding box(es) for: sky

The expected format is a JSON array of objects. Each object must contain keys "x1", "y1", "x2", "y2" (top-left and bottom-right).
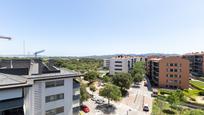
[{"x1": 0, "y1": 0, "x2": 204, "y2": 56}]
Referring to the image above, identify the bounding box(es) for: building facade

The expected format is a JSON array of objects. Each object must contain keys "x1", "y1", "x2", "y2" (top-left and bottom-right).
[
  {"x1": 183, "y1": 52, "x2": 204, "y2": 77},
  {"x1": 0, "y1": 59, "x2": 81, "y2": 115},
  {"x1": 146, "y1": 56, "x2": 189, "y2": 89},
  {"x1": 109, "y1": 55, "x2": 146, "y2": 75},
  {"x1": 103, "y1": 59, "x2": 110, "y2": 69}
]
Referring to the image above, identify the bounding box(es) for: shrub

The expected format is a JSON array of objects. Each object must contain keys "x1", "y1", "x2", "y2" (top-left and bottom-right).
[
  {"x1": 159, "y1": 89, "x2": 172, "y2": 95},
  {"x1": 90, "y1": 84, "x2": 96, "y2": 92},
  {"x1": 199, "y1": 91, "x2": 204, "y2": 96}
]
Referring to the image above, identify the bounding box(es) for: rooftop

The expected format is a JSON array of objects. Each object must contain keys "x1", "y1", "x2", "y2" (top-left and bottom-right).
[
  {"x1": 0, "y1": 73, "x2": 32, "y2": 89},
  {"x1": 183, "y1": 52, "x2": 204, "y2": 56},
  {"x1": 0, "y1": 59, "x2": 81, "y2": 89}
]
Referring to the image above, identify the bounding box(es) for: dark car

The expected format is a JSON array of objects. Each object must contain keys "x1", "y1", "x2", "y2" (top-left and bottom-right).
[{"x1": 143, "y1": 104, "x2": 149, "y2": 112}]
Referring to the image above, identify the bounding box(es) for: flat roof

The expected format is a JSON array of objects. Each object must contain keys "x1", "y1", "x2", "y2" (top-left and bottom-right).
[
  {"x1": 25, "y1": 68, "x2": 82, "y2": 81},
  {"x1": 0, "y1": 68, "x2": 81, "y2": 89},
  {"x1": 0, "y1": 73, "x2": 32, "y2": 89}
]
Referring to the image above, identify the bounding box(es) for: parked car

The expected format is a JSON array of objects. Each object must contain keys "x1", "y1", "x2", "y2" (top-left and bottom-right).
[
  {"x1": 91, "y1": 96, "x2": 97, "y2": 101},
  {"x1": 143, "y1": 104, "x2": 149, "y2": 112},
  {"x1": 81, "y1": 105, "x2": 90, "y2": 113},
  {"x1": 96, "y1": 99, "x2": 105, "y2": 104},
  {"x1": 151, "y1": 89, "x2": 158, "y2": 97}
]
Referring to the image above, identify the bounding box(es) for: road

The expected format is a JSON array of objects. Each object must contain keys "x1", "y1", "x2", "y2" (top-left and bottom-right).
[{"x1": 83, "y1": 79, "x2": 153, "y2": 115}]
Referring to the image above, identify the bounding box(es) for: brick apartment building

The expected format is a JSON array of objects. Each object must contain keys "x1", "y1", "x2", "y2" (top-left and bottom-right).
[
  {"x1": 146, "y1": 56, "x2": 189, "y2": 89},
  {"x1": 183, "y1": 52, "x2": 204, "y2": 77}
]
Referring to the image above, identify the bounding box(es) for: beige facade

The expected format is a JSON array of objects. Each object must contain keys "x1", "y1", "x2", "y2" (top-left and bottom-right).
[{"x1": 146, "y1": 56, "x2": 189, "y2": 89}]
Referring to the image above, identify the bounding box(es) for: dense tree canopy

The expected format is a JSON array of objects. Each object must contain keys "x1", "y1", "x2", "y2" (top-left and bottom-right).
[
  {"x1": 112, "y1": 73, "x2": 133, "y2": 90},
  {"x1": 131, "y1": 62, "x2": 146, "y2": 83},
  {"x1": 99, "y1": 84, "x2": 122, "y2": 105},
  {"x1": 52, "y1": 58, "x2": 103, "y2": 72},
  {"x1": 80, "y1": 83, "x2": 89, "y2": 104},
  {"x1": 84, "y1": 71, "x2": 99, "y2": 82}
]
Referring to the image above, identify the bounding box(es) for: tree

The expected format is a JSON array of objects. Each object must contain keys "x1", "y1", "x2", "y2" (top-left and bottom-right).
[
  {"x1": 90, "y1": 84, "x2": 97, "y2": 92},
  {"x1": 99, "y1": 84, "x2": 122, "y2": 105},
  {"x1": 112, "y1": 73, "x2": 133, "y2": 96},
  {"x1": 131, "y1": 62, "x2": 146, "y2": 83},
  {"x1": 84, "y1": 71, "x2": 99, "y2": 82},
  {"x1": 167, "y1": 90, "x2": 184, "y2": 109},
  {"x1": 132, "y1": 73, "x2": 144, "y2": 83},
  {"x1": 80, "y1": 83, "x2": 89, "y2": 105},
  {"x1": 103, "y1": 75, "x2": 111, "y2": 83}
]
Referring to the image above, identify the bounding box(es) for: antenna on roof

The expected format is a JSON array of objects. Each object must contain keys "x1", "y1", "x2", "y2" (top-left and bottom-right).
[{"x1": 34, "y1": 50, "x2": 45, "y2": 58}]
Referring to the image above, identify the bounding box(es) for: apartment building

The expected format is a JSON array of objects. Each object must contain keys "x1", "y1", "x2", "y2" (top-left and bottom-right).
[
  {"x1": 146, "y1": 56, "x2": 189, "y2": 89},
  {"x1": 103, "y1": 59, "x2": 110, "y2": 69},
  {"x1": 109, "y1": 55, "x2": 146, "y2": 75},
  {"x1": 183, "y1": 52, "x2": 204, "y2": 76},
  {"x1": 0, "y1": 59, "x2": 81, "y2": 115}
]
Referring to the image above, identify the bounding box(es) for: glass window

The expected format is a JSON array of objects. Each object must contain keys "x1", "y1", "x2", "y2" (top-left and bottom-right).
[
  {"x1": 45, "y1": 81, "x2": 55, "y2": 88},
  {"x1": 46, "y1": 80, "x2": 64, "y2": 88},
  {"x1": 46, "y1": 93, "x2": 64, "y2": 103},
  {"x1": 56, "y1": 80, "x2": 64, "y2": 86},
  {"x1": 46, "y1": 107, "x2": 64, "y2": 115}
]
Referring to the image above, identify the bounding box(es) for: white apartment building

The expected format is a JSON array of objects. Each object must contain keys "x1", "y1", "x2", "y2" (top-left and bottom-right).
[
  {"x1": 103, "y1": 59, "x2": 110, "y2": 69},
  {"x1": 0, "y1": 59, "x2": 81, "y2": 115},
  {"x1": 109, "y1": 55, "x2": 146, "y2": 75}
]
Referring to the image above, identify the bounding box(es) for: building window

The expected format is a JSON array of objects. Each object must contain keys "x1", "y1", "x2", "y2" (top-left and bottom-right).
[
  {"x1": 174, "y1": 69, "x2": 178, "y2": 72},
  {"x1": 174, "y1": 74, "x2": 178, "y2": 78},
  {"x1": 166, "y1": 74, "x2": 169, "y2": 77},
  {"x1": 46, "y1": 93, "x2": 64, "y2": 103},
  {"x1": 179, "y1": 69, "x2": 182, "y2": 72},
  {"x1": 73, "y1": 94, "x2": 80, "y2": 100},
  {"x1": 179, "y1": 75, "x2": 181, "y2": 78},
  {"x1": 174, "y1": 63, "x2": 178, "y2": 66},
  {"x1": 115, "y1": 61, "x2": 122, "y2": 63},
  {"x1": 170, "y1": 63, "x2": 174, "y2": 66},
  {"x1": 170, "y1": 74, "x2": 174, "y2": 78},
  {"x1": 73, "y1": 106, "x2": 80, "y2": 114},
  {"x1": 115, "y1": 65, "x2": 122, "y2": 67},
  {"x1": 115, "y1": 68, "x2": 122, "y2": 71},
  {"x1": 45, "y1": 80, "x2": 64, "y2": 88},
  {"x1": 46, "y1": 107, "x2": 64, "y2": 115},
  {"x1": 170, "y1": 69, "x2": 174, "y2": 72}
]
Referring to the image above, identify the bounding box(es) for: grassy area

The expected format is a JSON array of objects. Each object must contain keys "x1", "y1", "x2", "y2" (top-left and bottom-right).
[
  {"x1": 190, "y1": 80, "x2": 204, "y2": 90},
  {"x1": 152, "y1": 99, "x2": 204, "y2": 115}
]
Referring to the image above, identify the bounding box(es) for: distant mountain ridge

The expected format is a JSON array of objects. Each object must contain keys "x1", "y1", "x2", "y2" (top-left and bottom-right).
[{"x1": 83, "y1": 53, "x2": 180, "y2": 59}]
